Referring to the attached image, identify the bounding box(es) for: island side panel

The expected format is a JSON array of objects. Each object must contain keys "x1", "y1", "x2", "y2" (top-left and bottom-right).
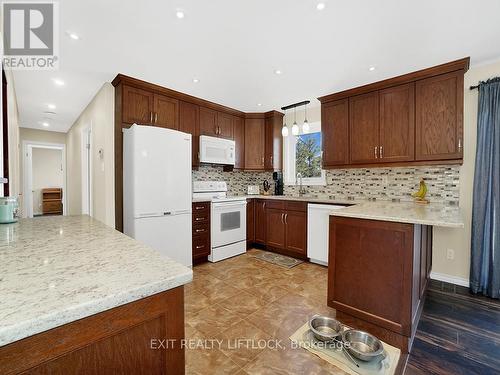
[
  {"x1": 0, "y1": 286, "x2": 185, "y2": 375},
  {"x1": 328, "y1": 216, "x2": 427, "y2": 353}
]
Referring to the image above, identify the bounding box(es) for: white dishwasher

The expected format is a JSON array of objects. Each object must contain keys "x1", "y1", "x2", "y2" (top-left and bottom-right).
[{"x1": 307, "y1": 203, "x2": 346, "y2": 265}]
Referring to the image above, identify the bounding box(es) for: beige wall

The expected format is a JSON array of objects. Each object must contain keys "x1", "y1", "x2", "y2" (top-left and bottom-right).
[
  {"x1": 32, "y1": 148, "x2": 63, "y2": 215},
  {"x1": 18, "y1": 128, "x2": 66, "y2": 215},
  {"x1": 66, "y1": 83, "x2": 115, "y2": 227},
  {"x1": 432, "y1": 59, "x2": 500, "y2": 285}
]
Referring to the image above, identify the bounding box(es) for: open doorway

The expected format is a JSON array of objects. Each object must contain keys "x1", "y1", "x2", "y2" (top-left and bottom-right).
[{"x1": 23, "y1": 141, "x2": 67, "y2": 218}]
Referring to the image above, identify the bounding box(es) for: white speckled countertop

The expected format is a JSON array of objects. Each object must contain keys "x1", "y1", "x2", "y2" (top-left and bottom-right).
[
  {"x1": 195, "y1": 195, "x2": 463, "y2": 227},
  {"x1": 0, "y1": 215, "x2": 192, "y2": 347}
]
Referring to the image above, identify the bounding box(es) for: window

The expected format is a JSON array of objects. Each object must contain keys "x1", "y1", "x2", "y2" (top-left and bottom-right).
[{"x1": 283, "y1": 121, "x2": 326, "y2": 186}]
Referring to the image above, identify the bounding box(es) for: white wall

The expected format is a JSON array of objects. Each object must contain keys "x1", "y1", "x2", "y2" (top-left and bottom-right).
[
  {"x1": 32, "y1": 148, "x2": 63, "y2": 215},
  {"x1": 432, "y1": 59, "x2": 500, "y2": 285},
  {"x1": 4, "y1": 68, "x2": 20, "y2": 199},
  {"x1": 66, "y1": 83, "x2": 115, "y2": 227}
]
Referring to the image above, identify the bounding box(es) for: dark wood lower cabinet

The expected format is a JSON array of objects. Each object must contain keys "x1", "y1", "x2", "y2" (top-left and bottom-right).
[
  {"x1": 328, "y1": 217, "x2": 432, "y2": 353},
  {"x1": 0, "y1": 287, "x2": 185, "y2": 375},
  {"x1": 284, "y1": 210, "x2": 307, "y2": 256},
  {"x1": 254, "y1": 200, "x2": 267, "y2": 245},
  {"x1": 266, "y1": 208, "x2": 286, "y2": 249},
  {"x1": 192, "y1": 201, "x2": 211, "y2": 264},
  {"x1": 246, "y1": 199, "x2": 255, "y2": 247}
]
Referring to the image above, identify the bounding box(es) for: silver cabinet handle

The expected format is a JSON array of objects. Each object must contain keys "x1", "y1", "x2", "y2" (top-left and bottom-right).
[
  {"x1": 284, "y1": 213, "x2": 288, "y2": 225},
  {"x1": 380, "y1": 146, "x2": 383, "y2": 158},
  {"x1": 154, "y1": 112, "x2": 158, "y2": 123},
  {"x1": 263, "y1": 202, "x2": 266, "y2": 209},
  {"x1": 374, "y1": 146, "x2": 378, "y2": 159},
  {"x1": 218, "y1": 126, "x2": 221, "y2": 135},
  {"x1": 458, "y1": 139, "x2": 462, "y2": 151},
  {"x1": 270, "y1": 156, "x2": 273, "y2": 165},
  {"x1": 194, "y1": 206, "x2": 204, "y2": 210},
  {"x1": 195, "y1": 245, "x2": 205, "y2": 249},
  {"x1": 150, "y1": 112, "x2": 153, "y2": 123},
  {"x1": 195, "y1": 217, "x2": 205, "y2": 221},
  {"x1": 262, "y1": 156, "x2": 264, "y2": 165},
  {"x1": 195, "y1": 228, "x2": 205, "y2": 233},
  {"x1": 281, "y1": 213, "x2": 284, "y2": 224}
]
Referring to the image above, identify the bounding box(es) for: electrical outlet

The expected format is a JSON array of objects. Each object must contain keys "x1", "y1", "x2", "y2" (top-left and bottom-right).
[{"x1": 446, "y1": 248, "x2": 455, "y2": 260}]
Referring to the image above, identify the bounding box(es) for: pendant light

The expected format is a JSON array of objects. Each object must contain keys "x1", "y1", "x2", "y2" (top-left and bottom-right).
[
  {"x1": 281, "y1": 109, "x2": 289, "y2": 137},
  {"x1": 291, "y1": 107, "x2": 299, "y2": 136},
  {"x1": 302, "y1": 102, "x2": 310, "y2": 134}
]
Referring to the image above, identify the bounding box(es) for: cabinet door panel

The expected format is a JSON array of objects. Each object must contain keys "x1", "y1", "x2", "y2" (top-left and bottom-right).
[
  {"x1": 349, "y1": 92, "x2": 380, "y2": 164},
  {"x1": 122, "y1": 85, "x2": 154, "y2": 124},
  {"x1": 179, "y1": 101, "x2": 199, "y2": 167},
  {"x1": 153, "y1": 94, "x2": 178, "y2": 129},
  {"x1": 254, "y1": 200, "x2": 266, "y2": 244},
  {"x1": 415, "y1": 71, "x2": 463, "y2": 160},
  {"x1": 264, "y1": 114, "x2": 282, "y2": 170},
  {"x1": 244, "y1": 118, "x2": 265, "y2": 170},
  {"x1": 233, "y1": 116, "x2": 245, "y2": 169},
  {"x1": 246, "y1": 199, "x2": 255, "y2": 243},
  {"x1": 266, "y1": 208, "x2": 286, "y2": 249},
  {"x1": 199, "y1": 107, "x2": 218, "y2": 137},
  {"x1": 322, "y1": 99, "x2": 349, "y2": 166},
  {"x1": 217, "y1": 112, "x2": 234, "y2": 139},
  {"x1": 285, "y1": 211, "x2": 307, "y2": 255},
  {"x1": 379, "y1": 83, "x2": 415, "y2": 162}
]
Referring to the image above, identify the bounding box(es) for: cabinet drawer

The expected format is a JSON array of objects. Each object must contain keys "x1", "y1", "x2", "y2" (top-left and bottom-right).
[
  {"x1": 285, "y1": 201, "x2": 307, "y2": 212},
  {"x1": 193, "y1": 223, "x2": 209, "y2": 236},
  {"x1": 192, "y1": 234, "x2": 210, "y2": 257},
  {"x1": 192, "y1": 201, "x2": 210, "y2": 212},
  {"x1": 193, "y1": 211, "x2": 209, "y2": 224},
  {"x1": 43, "y1": 201, "x2": 62, "y2": 213},
  {"x1": 265, "y1": 200, "x2": 285, "y2": 210}
]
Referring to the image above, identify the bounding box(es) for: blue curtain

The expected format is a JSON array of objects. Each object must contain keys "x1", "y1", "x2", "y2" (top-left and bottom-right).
[{"x1": 470, "y1": 77, "x2": 500, "y2": 298}]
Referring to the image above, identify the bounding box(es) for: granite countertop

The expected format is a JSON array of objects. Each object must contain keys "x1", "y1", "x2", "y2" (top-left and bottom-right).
[
  {"x1": 0, "y1": 215, "x2": 192, "y2": 347},
  {"x1": 329, "y1": 200, "x2": 464, "y2": 228},
  {"x1": 194, "y1": 195, "x2": 463, "y2": 227}
]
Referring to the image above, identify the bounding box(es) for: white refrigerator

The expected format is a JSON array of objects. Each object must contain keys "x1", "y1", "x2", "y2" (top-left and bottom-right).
[{"x1": 123, "y1": 124, "x2": 192, "y2": 267}]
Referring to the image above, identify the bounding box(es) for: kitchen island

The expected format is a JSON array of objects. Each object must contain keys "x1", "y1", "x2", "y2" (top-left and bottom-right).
[
  {"x1": 0, "y1": 215, "x2": 192, "y2": 374},
  {"x1": 327, "y1": 201, "x2": 463, "y2": 354}
]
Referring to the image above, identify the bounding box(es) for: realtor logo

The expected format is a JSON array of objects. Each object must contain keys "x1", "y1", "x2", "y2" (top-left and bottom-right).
[{"x1": 2, "y1": 1, "x2": 59, "y2": 69}]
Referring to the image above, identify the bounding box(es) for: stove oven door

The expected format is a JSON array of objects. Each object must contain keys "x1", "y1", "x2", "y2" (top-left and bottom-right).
[{"x1": 211, "y1": 200, "x2": 247, "y2": 248}]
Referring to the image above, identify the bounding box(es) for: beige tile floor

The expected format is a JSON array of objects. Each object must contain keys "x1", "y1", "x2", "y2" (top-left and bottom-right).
[{"x1": 185, "y1": 249, "x2": 347, "y2": 374}]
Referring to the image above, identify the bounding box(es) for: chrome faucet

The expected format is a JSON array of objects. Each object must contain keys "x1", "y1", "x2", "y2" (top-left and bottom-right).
[{"x1": 296, "y1": 173, "x2": 306, "y2": 196}]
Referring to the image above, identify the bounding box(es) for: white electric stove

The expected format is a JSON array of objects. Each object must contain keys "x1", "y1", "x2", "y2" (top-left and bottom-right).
[{"x1": 192, "y1": 181, "x2": 247, "y2": 262}]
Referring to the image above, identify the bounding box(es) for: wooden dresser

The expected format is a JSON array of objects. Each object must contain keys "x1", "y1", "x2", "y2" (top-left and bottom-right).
[
  {"x1": 42, "y1": 188, "x2": 63, "y2": 215},
  {"x1": 192, "y1": 201, "x2": 211, "y2": 264}
]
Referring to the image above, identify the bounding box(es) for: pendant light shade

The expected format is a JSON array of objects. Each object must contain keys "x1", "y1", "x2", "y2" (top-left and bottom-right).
[
  {"x1": 282, "y1": 109, "x2": 289, "y2": 137},
  {"x1": 291, "y1": 107, "x2": 299, "y2": 135},
  {"x1": 302, "y1": 103, "x2": 309, "y2": 133}
]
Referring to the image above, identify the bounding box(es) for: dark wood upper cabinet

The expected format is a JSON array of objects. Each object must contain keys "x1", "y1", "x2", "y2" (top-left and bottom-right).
[
  {"x1": 379, "y1": 83, "x2": 415, "y2": 162},
  {"x1": 349, "y1": 92, "x2": 380, "y2": 164},
  {"x1": 264, "y1": 113, "x2": 283, "y2": 171},
  {"x1": 321, "y1": 99, "x2": 349, "y2": 167},
  {"x1": 233, "y1": 116, "x2": 245, "y2": 169},
  {"x1": 244, "y1": 118, "x2": 265, "y2": 170},
  {"x1": 254, "y1": 200, "x2": 266, "y2": 244},
  {"x1": 415, "y1": 71, "x2": 463, "y2": 161},
  {"x1": 199, "y1": 107, "x2": 218, "y2": 137},
  {"x1": 284, "y1": 210, "x2": 307, "y2": 256},
  {"x1": 153, "y1": 94, "x2": 178, "y2": 129},
  {"x1": 179, "y1": 101, "x2": 199, "y2": 167},
  {"x1": 217, "y1": 112, "x2": 234, "y2": 139},
  {"x1": 122, "y1": 85, "x2": 154, "y2": 124},
  {"x1": 266, "y1": 208, "x2": 286, "y2": 249}
]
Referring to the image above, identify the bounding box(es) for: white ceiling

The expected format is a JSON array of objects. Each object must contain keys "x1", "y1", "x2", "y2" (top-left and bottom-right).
[{"x1": 13, "y1": 0, "x2": 500, "y2": 133}]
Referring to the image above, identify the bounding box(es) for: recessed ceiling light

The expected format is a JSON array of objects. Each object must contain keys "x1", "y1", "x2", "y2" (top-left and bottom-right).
[
  {"x1": 192, "y1": 78, "x2": 199, "y2": 83},
  {"x1": 47, "y1": 104, "x2": 56, "y2": 110},
  {"x1": 176, "y1": 10, "x2": 185, "y2": 19},
  {"x1": 369, "y1": 66, "x2": 376, "y2": 71},
  {"x1": 274, "y1": 69, "x2": 282, "y2": 75},
  {"x1": 53, "y1": 78, "x2": 65, "y2": 86},
  {"x1": 66, "y1": 31, "x2": 80, "y2": 40},
  {"x1": 316, "y1": 2, "x2": 326, "y2": 10},
  {"x1": 42, "y1": 122, "x2": 50, "y2": 127},
  {"x1": 257, "y1": 103, "x2": 262, "y2": 107}
]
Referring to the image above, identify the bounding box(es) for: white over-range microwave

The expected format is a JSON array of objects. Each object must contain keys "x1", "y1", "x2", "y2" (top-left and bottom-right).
[{"x1": 199, "y1": 135, "x2": 235, "y2": 165}]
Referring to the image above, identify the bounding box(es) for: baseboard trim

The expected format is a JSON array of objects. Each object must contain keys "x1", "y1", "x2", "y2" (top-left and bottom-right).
[{"x1": 430, "y1": 272, "x2": 470, "y2": 288}]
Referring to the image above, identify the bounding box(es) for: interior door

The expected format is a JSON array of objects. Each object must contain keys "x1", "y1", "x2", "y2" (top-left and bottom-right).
[
  {"x1": 153, "y1": 94, "x2": 179, "y2": 129},
  {"x1": 379, "y1": 83, "x2": 415, "y2": 162},
  {"x1": 349, "y1": 92, "x2": 380, "y2": 164},
  {"x1": 122, "y1": 85, "x2": 154, "y2": 124},
  {"x1": 266, "y1": 208, "x2": 286, "y2": 248}
]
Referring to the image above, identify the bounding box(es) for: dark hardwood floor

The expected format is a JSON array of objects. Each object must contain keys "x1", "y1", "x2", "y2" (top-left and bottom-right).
[{"x1": 406, "y1": 281, "x2": 500, "y2": 374}]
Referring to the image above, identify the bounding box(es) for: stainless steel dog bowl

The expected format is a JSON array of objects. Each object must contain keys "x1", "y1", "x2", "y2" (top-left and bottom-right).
[
  {"x1": 342, "y1": 329, "x2": 384, "y2": 361},
  {"x1": 308, "y1": 315, "x2": 343, "y2": 342}
]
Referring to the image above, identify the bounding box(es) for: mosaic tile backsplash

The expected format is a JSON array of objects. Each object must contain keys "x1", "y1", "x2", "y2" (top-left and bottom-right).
[{"x1": 193, "y1": 165, "x2": 460, "y2": 205}]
